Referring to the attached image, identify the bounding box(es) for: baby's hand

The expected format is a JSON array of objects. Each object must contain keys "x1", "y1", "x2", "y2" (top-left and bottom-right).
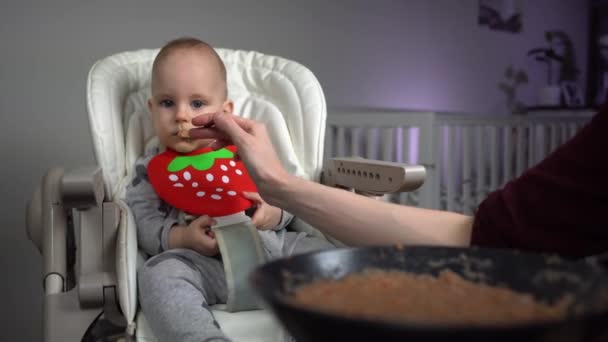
[
  {"x1": 170, "y1": 215, "x2": 219, "y2": 256},
  {"x1": 242, "y1": 192, "x2": 282, "y2": 230}
]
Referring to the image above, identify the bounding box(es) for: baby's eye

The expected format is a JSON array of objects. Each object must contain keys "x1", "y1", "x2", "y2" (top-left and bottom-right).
[
  {"x1": 191, "y1": 100, "x2": 206, "y2": 109},
  {"x1": 160, "y1": 99, "x2": 174, "y2": 108}
]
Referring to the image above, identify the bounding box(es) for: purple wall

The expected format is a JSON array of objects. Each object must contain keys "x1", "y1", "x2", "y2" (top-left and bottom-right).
[{"x1": 303, "y1": 0, "x2": 589, "y2": 114}]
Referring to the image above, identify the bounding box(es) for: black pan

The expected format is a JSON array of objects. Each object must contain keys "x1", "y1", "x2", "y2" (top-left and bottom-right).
[{"x1": 250, "y1": 246, "x2": 608, "y2": 342}]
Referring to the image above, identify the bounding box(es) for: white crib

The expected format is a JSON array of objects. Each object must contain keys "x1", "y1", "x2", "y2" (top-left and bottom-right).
[{"x1": 325, "y1": 108, "x2": 595, "y2": 214}]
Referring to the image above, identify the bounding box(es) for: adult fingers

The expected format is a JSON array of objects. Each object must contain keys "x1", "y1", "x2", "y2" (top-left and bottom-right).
[
  {"x1": 242, "y1": 191, "x2": 263, "y2": 204},
  {"x1": 191, "y1": 112, "x2": 255, "y2": 144},
  {"x1": 191, "y1": 112, "x2": 217, "y2": 127},
  {"x1": 188, "y1": 127, "x2": 227, "y2": 141},
  {"x1": 209, "y1": 139, "x2": 233, "y2": 151}
]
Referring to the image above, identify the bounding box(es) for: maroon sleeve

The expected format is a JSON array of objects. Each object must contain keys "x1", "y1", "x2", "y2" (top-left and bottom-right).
[{"x1": 470, "y1": 108, "x2": 608, "y2": 258}]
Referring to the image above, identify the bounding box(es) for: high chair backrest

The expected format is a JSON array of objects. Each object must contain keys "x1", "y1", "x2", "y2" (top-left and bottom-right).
[{"x1": 86, "y1": 48, "x2": 327, "y2": 199}]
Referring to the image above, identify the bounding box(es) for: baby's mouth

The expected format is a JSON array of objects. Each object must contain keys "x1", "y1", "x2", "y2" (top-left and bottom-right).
[{"x1": 172, "y1": 124, "x2": 191, "y2": 140}]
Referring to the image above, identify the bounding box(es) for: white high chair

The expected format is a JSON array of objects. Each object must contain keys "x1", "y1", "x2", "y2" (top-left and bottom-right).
[{"x1": 26, "y1": 47, "x2": 426, "y2": 342}]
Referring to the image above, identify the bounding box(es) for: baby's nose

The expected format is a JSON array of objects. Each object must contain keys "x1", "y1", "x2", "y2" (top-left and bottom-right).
[{"x1": 175, "y1": 108, "x2": 190, "y2": 122}]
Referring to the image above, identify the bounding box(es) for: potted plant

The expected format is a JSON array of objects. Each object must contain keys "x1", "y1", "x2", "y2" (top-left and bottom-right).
[
  {"x1": 499, "y1": 66, "x2": 528, "y2": 114},
  {"x1": 527, "y1": 30, "x2": 579, "y2": 106}
]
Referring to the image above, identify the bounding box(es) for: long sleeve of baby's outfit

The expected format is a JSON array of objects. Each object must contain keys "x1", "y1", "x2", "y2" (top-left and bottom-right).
[
  {"x1": 273, "y1": 209, "x2": 294, "y2": 231},
  {"x1": 255, "y1": 208, "x2": 297, "y2": 260},
  {"x1": 125, "y1": 152, "x2": 179, "y2": 257}
]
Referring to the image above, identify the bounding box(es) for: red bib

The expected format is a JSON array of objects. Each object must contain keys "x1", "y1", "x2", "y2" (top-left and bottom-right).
[{"x1": 147, "y1": 145, "x2": 257, "y2": 217}]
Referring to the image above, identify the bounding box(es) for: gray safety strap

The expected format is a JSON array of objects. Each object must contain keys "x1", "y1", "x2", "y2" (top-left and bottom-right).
[{"x1": 212, "y1": 213, "x2": 267, "y2": 312}]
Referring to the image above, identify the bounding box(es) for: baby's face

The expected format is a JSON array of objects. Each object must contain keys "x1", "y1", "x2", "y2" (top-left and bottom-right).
[{"x1": 149, "y1": 49, "x2": 232, "y2": 153}]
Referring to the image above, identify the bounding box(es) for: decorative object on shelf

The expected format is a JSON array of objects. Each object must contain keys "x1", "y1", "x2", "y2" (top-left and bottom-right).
[
  {"x1": 498, "y1": 65, "x2": 528, "y2": 114},
  {"x1": 527, "y1": 30, "x2": 580, "y2": 107},
  {"x1": 478, "y1": 0, "x2": 522, "y2": 33},
  {"x1": 561, "y1": 82, "x2": 584, "y2": 107}
]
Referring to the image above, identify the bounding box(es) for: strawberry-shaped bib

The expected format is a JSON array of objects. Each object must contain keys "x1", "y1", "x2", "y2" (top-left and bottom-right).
[{"x1": 147, "y1": 145, "x2": 257, "y2": 217}]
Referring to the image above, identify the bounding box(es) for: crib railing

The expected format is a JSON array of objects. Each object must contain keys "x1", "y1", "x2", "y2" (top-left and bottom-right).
[{"x1": 324, "y1": 108, "x2": 595, "y2": 214}]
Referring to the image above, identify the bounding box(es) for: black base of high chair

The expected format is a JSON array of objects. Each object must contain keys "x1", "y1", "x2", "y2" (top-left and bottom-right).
[
  {"x1": 83, "y1": 313, "x2": 130, "y2": 342},
  {"x1": 82, "y1": 285, "x2": 130, "y2": 342},
  {"x1": 43, "y1": 286, "x2": 128, "y2": 342}
]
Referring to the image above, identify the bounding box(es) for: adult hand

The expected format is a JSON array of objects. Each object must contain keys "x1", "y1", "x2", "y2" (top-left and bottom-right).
[{"x1": 189, "y1": 112, "x2": 290, "y2": 203}]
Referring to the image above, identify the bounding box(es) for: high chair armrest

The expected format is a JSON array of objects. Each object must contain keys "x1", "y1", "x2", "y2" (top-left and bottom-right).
[
  {"x1": 26, "y1": 167, "x2": 129, "y2": 341},
  {"x1": 26, "y1": 168, "x2": 69, "y2": 294},
  {"x1": 61, "y1": 166, "x2": 105, "y2": 209},
  {"x1": 322, "y1": 157, "x2": 426, "y2": 196},
  {"x1": 317, "y1": 158, "x2": 426, "y2": 247},
  {"x1": 26, "y1": 166, "x2": 117, "y2": 296}
]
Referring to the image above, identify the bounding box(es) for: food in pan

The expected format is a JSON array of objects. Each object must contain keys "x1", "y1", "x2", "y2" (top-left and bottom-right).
[{"x1": 293, "y1": 269, "x2": 572, "y2": 325}]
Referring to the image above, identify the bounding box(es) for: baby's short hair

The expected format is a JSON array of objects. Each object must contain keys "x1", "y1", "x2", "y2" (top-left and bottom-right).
[{"x1": 152, "y1": 37, "x2": 227, "y2": 97}]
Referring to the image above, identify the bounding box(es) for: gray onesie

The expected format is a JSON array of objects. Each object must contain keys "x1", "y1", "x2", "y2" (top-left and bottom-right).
[{"x1": 126, "y1": 147, "x2": 333, "y2": 342}]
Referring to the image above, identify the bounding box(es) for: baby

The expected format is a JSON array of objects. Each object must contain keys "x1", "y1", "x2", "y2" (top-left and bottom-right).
[{"x1": 126, "y1": 37, "x2": 333, "y2": 342}]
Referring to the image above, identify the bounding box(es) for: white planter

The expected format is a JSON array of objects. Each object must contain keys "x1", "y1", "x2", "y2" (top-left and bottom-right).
[{"x1": 537, "y1": 85, "x2": 562, "y2": 106}]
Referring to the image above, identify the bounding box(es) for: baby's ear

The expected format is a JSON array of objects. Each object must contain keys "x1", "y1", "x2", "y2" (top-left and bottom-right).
[{"x1": 223, "y1": 100, "x2": 234, "y2": 114}]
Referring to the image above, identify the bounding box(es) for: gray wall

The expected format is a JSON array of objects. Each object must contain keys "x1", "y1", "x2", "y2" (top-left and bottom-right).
[{"x1": 0, "y1": 0, "x2": 588, "y2": 340}]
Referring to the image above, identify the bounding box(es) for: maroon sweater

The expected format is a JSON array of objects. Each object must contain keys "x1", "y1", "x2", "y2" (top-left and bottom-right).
[{"x1": 471, "y1": 108, "x2": 608, "y2": 258}]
